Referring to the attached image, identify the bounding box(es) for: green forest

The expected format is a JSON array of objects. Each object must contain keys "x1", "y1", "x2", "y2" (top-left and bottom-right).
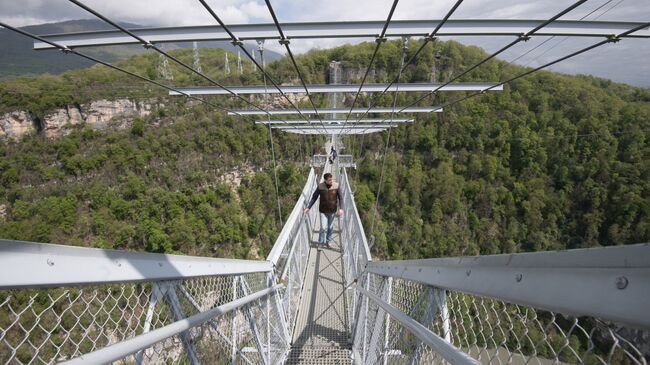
[{"x1": 1, "y1": 39, "x2": 648, "y2": 261}]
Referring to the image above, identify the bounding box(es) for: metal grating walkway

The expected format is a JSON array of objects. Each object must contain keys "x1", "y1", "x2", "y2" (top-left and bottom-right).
[{"x1": 287, "y1": 216, "x2": 352, "y2": 364}]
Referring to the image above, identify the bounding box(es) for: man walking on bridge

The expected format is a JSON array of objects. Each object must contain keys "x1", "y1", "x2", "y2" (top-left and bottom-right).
[{"x1": 304, "y1": 173, "x2": 344, "y2": 248}]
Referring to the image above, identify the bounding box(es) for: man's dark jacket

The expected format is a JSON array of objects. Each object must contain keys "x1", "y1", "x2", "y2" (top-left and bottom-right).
[{"x1": 307, "y1": 182, "x2": 344, "y2": 213}]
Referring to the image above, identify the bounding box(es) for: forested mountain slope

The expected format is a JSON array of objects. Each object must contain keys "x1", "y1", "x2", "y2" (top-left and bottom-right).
[{"x1": 0, "y1": 39, "x2": 648, "y2": 260}]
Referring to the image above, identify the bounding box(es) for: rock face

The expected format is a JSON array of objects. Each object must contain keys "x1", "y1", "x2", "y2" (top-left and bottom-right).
[
  {"x1": 81, "y1": 99, "x2": 154, "y2": 130},
  {"x1": 0, "y1": 111, "x2": 37, "y2": 140},
  {"x1": 42, "y1": 106, "x2": 85, "y2": 138},
  {"x1": 260, "y1": 92, "x2": 308, "y2": 109},
  {"x1": 1, "y1": 99, "x2": 160, "y2": 140}
]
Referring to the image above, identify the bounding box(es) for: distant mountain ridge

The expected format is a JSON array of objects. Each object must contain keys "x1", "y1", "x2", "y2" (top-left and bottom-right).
[{"x1": 0, "y1": 19, "x2": 282, "y2": 79}]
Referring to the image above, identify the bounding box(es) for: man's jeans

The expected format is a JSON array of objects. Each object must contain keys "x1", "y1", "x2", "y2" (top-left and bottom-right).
[{"x1": 319, "y1": 212, "x2": 336, "y2": 244}]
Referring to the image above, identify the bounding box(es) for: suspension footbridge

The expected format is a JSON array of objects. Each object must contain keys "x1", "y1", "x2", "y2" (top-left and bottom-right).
[{"x1": 0, "y1": 0, "x2": 649, "y2": 363}]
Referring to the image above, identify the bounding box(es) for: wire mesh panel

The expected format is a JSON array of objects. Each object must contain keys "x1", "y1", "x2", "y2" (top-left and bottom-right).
[
  {"x1": 339, "y1": 167, "x2": 372, "y2": 340},
  {"x1": 1, "y1": 283, "x2": 155, "y2": 364},
  {"x1": 0, "y1": 271, "x2": 287, "y2": 364},
  {"x1": 266, "y1": 167, "x2": 319, "y2": 341},
  {"x1": 357, "y1": 272, "x2": 650, "y2": 365}
]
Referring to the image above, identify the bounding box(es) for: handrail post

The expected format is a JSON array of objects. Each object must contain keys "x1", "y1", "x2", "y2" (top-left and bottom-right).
[
  {"x1": 239, "y1": 276, "x2": 269, "y2": 365},
  {"x1": 164, "y1": 281, "x2": 201, "y2": 365},
  {"x1": 135, "y1": 281, "x2": 167, "y2": 364},
  {"x1": 231, "y1": 276, "x2": 239, "y2": 365}
]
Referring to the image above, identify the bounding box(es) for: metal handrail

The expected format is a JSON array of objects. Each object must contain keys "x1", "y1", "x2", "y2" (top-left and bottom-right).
[
  {"x1": 355, "y1": 284, "x2": 481, "y2": 365},
  {"x1": 60, "y1": 284, "x2": 283, "y2": 365},
  {"x1": 267, "y1": 167, "x2": 316, "y2": 266},
  {"x1": 341, "y1": 168, "x2": 371, "y2": 263},
  {"x1": 0, "y1": 240, "x2": 272, "y2": 288},
  {"x1": 366, "y1": 243, "x2": 650, "y2": 330}
]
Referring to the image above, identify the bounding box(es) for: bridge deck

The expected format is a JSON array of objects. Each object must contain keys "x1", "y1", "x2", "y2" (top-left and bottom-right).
[{"x1": 286, "y1": 215, "x2": 352, "y2": 364}]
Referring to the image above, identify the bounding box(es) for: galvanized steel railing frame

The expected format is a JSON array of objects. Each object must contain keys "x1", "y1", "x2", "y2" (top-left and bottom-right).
[
  {"x1": 0, "y1": 241, "x2": 288, "y2": 365},
  {"x1": 353, "y1": 244, "x2": 650, "y2": 365}
]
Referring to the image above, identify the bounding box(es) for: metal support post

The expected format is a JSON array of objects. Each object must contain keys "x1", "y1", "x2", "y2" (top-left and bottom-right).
[
  {"x1": 382, "y1": 277, "x2": 393, "y2": 365},
  {"x1": 164, "y1": 282, "x2": 201, "y2": 365},
  {"x1": 135, "y1": 281, "x2": 167, "y2": 365},
  {"x1": 273, "y1": 274, "x2": 291, "y2": 360},
  {"x1": 239, "y1": 276, "x2": 270, "y2": 365},
  {"x1": 409, "y1": 287, "x2": 444, "y2": 365},
  {"x1": 438, "y1": 289, "x2": 452, "y2": 343},
  {"x1": 177, "y1": 284, "x2": 256, "y2": 365},
  {"x1": 366, "y1": 277, "x2": 390, "y2": 364},
  {"x1": 231, "y1": 276, "x2": 239, "y2": 365},
  {"x1": 266, "y1": 276, "x2": 271, "y2": 364}
]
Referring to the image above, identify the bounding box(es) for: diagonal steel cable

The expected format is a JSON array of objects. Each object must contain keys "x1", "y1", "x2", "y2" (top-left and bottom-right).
[
  {"x1": 520, "y1": 0, "x2": 625, "y2": 68},
  {"x1": 362, "y1": 0, "x2": 590, "y2": 239},
  {"x1": 426, "y1": 21, "x2": 650, "y2": 122},
  {"x1": 369, "y1": 38, "x2": 408, "y2": 235},
  {"x1": 197, "y1": 0, "x2": 324, "y2": 134},
  {"x1": 378, "y1": 0, "x2": 589, "y2": 120},
  {"x1": 350, "y1": 0, "x2": 464, "y2": 131},
  {"x1": 350, "y1": 0, "x2": 464, "y2": 164},
  {"x1": 0, "y1": 21, "x2": 243, "y2": 116},
  {"x1": 264, "y1": 0, "x2": 330, "y2": 135},
  {"x1": 509, "y1": 0, "x2": 616, "y2": 66},
  {"x1": 67, "y1": 0, "x2": 269, "y2": 115},
  {"x1": 259, "y1": 44, "x2": 283, "y2": 226},
  {"x1": 338, "y1": 0, "x2": 400, "y2": 132}
]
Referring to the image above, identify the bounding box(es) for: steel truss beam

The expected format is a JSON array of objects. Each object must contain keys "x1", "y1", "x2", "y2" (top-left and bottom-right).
[
  {"x1": 169, "y1": 83, "x2": 502, "y2": 95},
  {"x1": 256, "y1": 118, "x2": 413, "y2": 125},
  {"x1": 274, "y1": 124, "x2": 397, "y2": 129},
  {"x1": 228, "y1": 106, "x2": 441, "y2": 115},
  {"x1": 32, "y1": 20, "x2": 650, "y2": 49}
]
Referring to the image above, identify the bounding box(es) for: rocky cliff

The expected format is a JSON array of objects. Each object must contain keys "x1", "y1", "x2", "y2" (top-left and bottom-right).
[{"x1": 0, "y1": 99, "x2": 160, "y2": 140}]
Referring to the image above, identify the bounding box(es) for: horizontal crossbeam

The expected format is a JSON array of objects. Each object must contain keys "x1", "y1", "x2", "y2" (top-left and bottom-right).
[
  {"x1": 33, "y1": 20, "x2": 650, "y2": 49},
  {"x1": 170, "y1": 83, "x2": 502, "y2": 95},
  {"x1": 256, "y1": 118, "x2": 413, "y2": 124},
  {"x1": 228, "y1": 106, "x2": 441, "y2": 115},
  {"x1": 282, "y1": 127, "x2": 388, "y2": 135},
  {"x1": 274, "y1": 124, "x2": 397, "y2": 129}
]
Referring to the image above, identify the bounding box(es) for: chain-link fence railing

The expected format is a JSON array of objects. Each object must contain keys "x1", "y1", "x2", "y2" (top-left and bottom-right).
[
  {"x1": 339, "y1": 167, "x2": 372, "y2": 340},
  {"x1": 0, "y1": 241, "x2": 288, "y2": 365},
  {"x1": 266, "y1": 167, "x2": 318, "y2": 342},
  {"x1": 353, "y1": 245, "x2": 650, "y2": 365}
]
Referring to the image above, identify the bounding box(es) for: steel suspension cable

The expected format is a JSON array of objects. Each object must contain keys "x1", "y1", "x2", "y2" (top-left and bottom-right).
[
  {"x1": 350, "y1": 0, "x2": 463, "y2": 166},
  {"x1": 338, "y1": 0, "x2": 400, "y2": 133},
  {"x1": 509, "y1": 0, "x2": 615, "y2": 66},
  {"x1": 264, "y1": 0, "x2": 331, "y2": 135},
  {"x1": 429, "y1": 21, "x2": 650, "y2": 121},
  {"x1": 0, "y1": 21, "x2": 241, "y2": 116},
  {"x1": 67, "y1": 0, "x2": 270, "y2": 115},
  {"x1": 350, "y1": 0, "x2": 465, "y2": 130},
  {"x1": 520, "y1": 0, "x2": 625, "y2": 68},
  {"x1": 376, "y1": 0, "x2": 588, "y2": 121},
  {"x1": 197, "y1": 0, "x2": 323, "y2": 134},
  {"x1": 259, "y1": 46, "x2": 284, "y2": 226},
  {"x1": 369, "y1": 38, "x2": 408, "y2": 237}
]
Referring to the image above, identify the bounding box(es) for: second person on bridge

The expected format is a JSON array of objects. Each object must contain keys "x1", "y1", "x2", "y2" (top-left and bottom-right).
[{"x1": 304, "y1": 172, "x2": 344, "y2": 249}]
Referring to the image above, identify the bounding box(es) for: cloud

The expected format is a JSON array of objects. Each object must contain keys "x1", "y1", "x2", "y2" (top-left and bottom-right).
[{"x1": 0, "y1": 0, "x2": 273, "y2": 27}]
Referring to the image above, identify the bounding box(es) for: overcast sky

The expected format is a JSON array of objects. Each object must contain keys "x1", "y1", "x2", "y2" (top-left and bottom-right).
[{"x1": 1, "y1": 0, "x2": 649, "y2": 87}]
